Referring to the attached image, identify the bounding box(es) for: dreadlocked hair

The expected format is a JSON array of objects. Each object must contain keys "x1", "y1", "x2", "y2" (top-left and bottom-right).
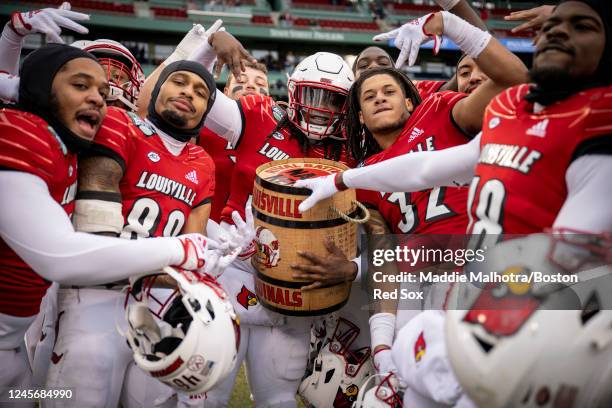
[
  {"x1": 346, "y1": 67, "x2": 421, "y2": 164},
  {"x1": 268, "y1": 103, "x2": 344, "y2": 161}
]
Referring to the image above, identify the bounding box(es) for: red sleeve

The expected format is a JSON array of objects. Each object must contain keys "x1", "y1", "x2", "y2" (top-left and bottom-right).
[
  {"x1": 0, "y1": 109, "x2": 59, "y2": 185},
  {"x1": 90, "y1": 107, "x2": 133, "y2": 172},
  {"x1": 574, "y1": 89, "x2": 612, "y2": 159},
  {"x1": 236, "y1": 94, "x2": 276, "y2": 149},
  {"x1": 415, "y1": 80, "x2": 446, "y2": 100},
  {"x1": 192, "y1": 147, "x2": 216, "y2": 208}
]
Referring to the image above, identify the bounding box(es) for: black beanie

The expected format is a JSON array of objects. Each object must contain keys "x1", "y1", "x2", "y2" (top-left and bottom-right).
[
  {"x1": 19, "y1": 43, "x2": 99, "y2": 154},
  {"x1": 147, "y1": 60, "x2": 217, "y2": 142}
]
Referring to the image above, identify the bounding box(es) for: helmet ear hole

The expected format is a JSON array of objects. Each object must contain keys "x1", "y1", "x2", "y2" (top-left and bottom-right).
[
  {"x1": 324, "y1": 368, "x2": 336, "y2": 383},
  {"x1": 581, "y1": 292, "x2": 601, "y2": 325}
]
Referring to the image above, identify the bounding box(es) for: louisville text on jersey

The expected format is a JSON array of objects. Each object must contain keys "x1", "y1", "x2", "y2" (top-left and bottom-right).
[
  {"x1": 135, "y1": 171, "x2": 197, "y2": 206},
  {"x1": 478, "y1": 143, "x2": 542, "y2": 174}
]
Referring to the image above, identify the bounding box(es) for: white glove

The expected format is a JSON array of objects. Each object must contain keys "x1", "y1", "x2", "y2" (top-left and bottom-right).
[
  {"x1": 187, "y1": 20, "x2": 225, "y2": 73},
  {"x1": 231, "y1": 203, "x2": 257, "y2": 260},
  {"x1": 434, "y1": 0, "x2": 460, "y2": 11},
  {"x1": 167, "y1": 19, "x2": 223, "y2": 67},
  {"x1": 200, "y1": 246, "x2": 239, "y2": 277},
  {"x1": 373, "y1": 13, "x2": 441, "y2": 68},
  {"x1": 294, "y1": 174, "x2": 339, "y2": 213},
  {"x1": 0, "y1": 72, "x2": 19, "y2": 102},
  {"x1": 174, "y1": 233, "x2": 219, "y2": 270},
  {"x1": 9, "y1": 2, "x2": 89, "y2": 44},
  {"x1": 373, "y1": 347, "x2": 397, "y2": 374},
  {"x1": 217, "y1": 203, "x2": 257, "y2": 260}
]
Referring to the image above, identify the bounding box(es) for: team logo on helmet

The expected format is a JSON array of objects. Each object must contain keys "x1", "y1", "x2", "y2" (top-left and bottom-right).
[
  {"x1": 414, "y1": 331, "x2": 426, "y2": 363},
  {"x1": 255, "y1": 227, "x2": 281, "y2": 268},
  {"x1": 237, "y1": 285, "x2": 258, "y2": 309},
  {"x1": 333, "y1": 384, "x2": 360, "y2": 408},
  {"x1": 463, "y1": 266, "x2": 540, "y2": 337}
]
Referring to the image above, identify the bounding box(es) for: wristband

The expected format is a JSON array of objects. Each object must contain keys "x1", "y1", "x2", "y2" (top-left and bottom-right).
[
  {"x1": 369, "y1": 312, "x2": 396, "y2": 349},
  {"x1": 334, "y1": 172, "x2": 348, "y2": 191},
  {"x1": 441, "y1": 11, "x2": 491, "y2": 59}
]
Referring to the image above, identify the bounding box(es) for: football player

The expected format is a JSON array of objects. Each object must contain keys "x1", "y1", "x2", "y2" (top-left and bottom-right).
[
  {"x1": 0, "y1": 44, "x2": 221, "y2": 396},
  {"x1": 303, "y1": 3, "x2": 528, "y2": 370},
  {"x1": 297, "y1": 1, "x2": 612, "y2": 405},
  {"x1": 137, "y1": 38, "x2": 361, "y2": 404},
  {"x1": 199, "y1": 60, "x2": 270, "y2": 222},
  {"x1": 43, "y1": 61, "x2": 234, "y2": 408}
]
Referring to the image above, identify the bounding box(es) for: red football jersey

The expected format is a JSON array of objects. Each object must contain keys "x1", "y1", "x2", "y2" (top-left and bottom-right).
[
  {"x1": 357, "y1": 92, "x2": 470, "y2": 235},
  {"x1": 199, "y1": 127, "x2": 236, "y2": 222},
  {"x1": 468, "y1": 84, "x2": 612, "y2": 237},
  {"x1": 415, "y1": 80, "x2": 446, "y2": 100},
  {"x1": 220, "y1": 94, "x2": 353, "y2": 223},
  {"x1": 93, "y1": 107, "x2": 215, "y2": 239},
  {"x1": 0, "y1": 109, "x2": 78, "y2": 317}
]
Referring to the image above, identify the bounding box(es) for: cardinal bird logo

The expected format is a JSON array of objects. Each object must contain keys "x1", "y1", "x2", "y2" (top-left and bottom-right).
[
  {"x1": 414, "y1": 331, "x2": 426, "y2": 363},
  {"x1": 237, "y1": 285, "x2": 258, "y2": 310},
  {"x1": 463, "y1": 266, "x2": 540, "y2": 337}
]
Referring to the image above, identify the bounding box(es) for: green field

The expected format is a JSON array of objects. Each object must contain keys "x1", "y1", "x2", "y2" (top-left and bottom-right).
[{"x1": 228, "y1": 364, "x2": 307, "y2": 408}]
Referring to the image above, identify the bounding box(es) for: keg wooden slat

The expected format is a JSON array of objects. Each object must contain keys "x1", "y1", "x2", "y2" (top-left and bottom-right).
[{"x1": 251, "y1": 158, "x2": 358, "y2": 315}]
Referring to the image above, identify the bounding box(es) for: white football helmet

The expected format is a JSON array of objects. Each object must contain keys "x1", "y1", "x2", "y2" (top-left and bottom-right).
[
  {"x1": 72, "y1": 39, "x2": 145, "y2": 111},
  {"x1": 353, "y1": 373, "x2": 404, "y2": 408},
  {"x1": 287, "y1": 52, "x2": 354, "y2": 140},
  {"x1": 125, "y1": 267, "x2": 239, "y2": 396},
  {"x1": 446, "y1": 232, "x2": 612, "y2": 408},
  {"x1": 300, "y1": 317, "x2": 374, "y2": 408}
]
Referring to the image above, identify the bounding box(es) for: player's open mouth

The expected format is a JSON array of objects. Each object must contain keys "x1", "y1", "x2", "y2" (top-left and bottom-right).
[{"x1": 75, "y1": 110, "x2": 101, "y2": 137}]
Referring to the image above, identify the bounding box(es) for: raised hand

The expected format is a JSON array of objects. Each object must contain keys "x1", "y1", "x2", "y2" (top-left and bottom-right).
[
  {"x1": 9, "y1": 2, "x2": 89, "y2": 44},
  {"x1": 373, "y1": 13, "x2": 441, "y2": 68},
  {"x1": 208, "y1": 30, "x2": 257, "y2": 79},
  {"x1": 504, "y1": 5, "x2": 554, "y2": 35}
]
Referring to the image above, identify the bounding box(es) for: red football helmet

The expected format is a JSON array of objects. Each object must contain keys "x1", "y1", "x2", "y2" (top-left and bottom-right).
[{"x1": 72, "y1": 39, "x2": 145, "y2": 111}]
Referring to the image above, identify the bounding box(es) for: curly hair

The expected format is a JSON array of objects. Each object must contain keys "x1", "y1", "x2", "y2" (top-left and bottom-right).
[{"x1": 346, "y1": 67, "x2": 421, "y2": 163}]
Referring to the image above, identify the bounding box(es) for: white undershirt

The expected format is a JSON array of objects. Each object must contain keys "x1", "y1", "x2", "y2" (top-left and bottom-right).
[
  {"x1": 146, "y1": 119, "x2": 187, "y2": 157},
  {"x1": 0, "y1": 171, "x2": 185, "y2": 286}
]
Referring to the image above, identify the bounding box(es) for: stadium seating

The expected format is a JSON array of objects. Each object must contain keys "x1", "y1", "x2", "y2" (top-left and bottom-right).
[
  {"x1": 150, "y1": 6, "x2": 188, "y2": 19},
  {"x1": 252, "y1": 14, "x2": 274, "y2": 25},
  {"x1": 293, "y1": 17, "x2": 379, "y2": 31}
]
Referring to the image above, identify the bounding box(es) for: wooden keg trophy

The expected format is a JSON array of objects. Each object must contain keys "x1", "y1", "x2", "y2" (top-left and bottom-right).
[{"x1": 251, "y1": 158, "x2": 369, "y2": 316}]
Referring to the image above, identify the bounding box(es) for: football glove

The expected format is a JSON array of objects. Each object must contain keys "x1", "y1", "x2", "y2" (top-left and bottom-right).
[
  {"x1": 9, "y1": 2, "x2": 89, "y2": 44},
  {"x1": 373, "y1": 13, "x2": 441, "y2": 68}
]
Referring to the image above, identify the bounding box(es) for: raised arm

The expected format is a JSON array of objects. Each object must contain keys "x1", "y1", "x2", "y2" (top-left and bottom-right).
[
  {"x1": 0, "y1": 3, "x2": 89, "y2": 75},
  {"x1": 421, "y1": 12, "x2": 528, "y2": 135},
  {"x1": 296, "y1": 133, "x2": 481, "y2": 212}
]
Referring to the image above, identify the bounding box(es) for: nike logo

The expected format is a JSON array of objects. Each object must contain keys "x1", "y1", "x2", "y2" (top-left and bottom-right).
[{"x1": 51, "y1": 352, "x2": 64, "y2": 364}]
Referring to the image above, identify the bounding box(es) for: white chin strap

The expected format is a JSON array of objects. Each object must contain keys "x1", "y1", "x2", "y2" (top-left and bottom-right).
[{"x1": 107, "y1": 85, "x2": 138, "y2": 112}]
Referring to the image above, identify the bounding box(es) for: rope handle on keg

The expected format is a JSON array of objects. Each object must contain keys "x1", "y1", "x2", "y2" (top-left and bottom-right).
[{"x1": 331, "y1": 200, "x2": 371, "y2": 224}]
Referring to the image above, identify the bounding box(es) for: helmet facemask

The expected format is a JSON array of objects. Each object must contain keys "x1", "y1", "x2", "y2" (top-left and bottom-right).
[
  {"x1": 81, "y1": 42, "x2": 145, "y2": 112},
  {"x1": 288, "y1": 80, "x2": 348, "y2": 141}
]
